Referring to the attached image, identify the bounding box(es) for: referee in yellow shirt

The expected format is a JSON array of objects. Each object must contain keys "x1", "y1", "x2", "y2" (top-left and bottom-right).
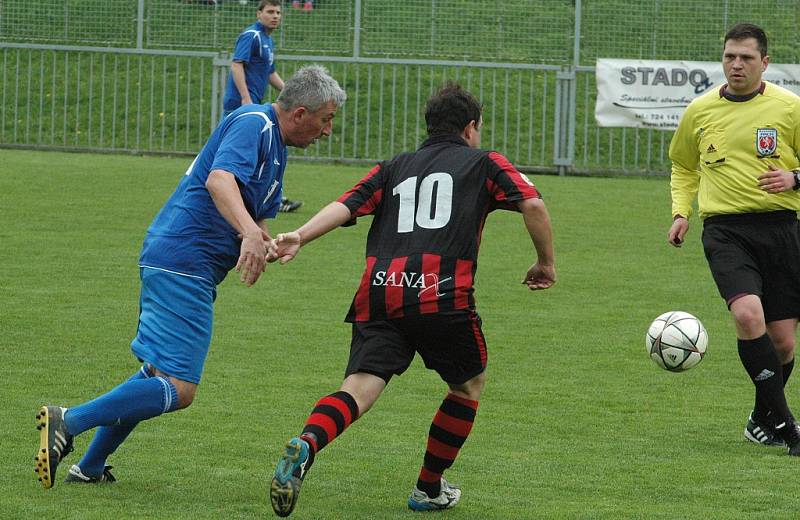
[{"x1": 668, "y1": 23, "x2": 800, "y2": 456}]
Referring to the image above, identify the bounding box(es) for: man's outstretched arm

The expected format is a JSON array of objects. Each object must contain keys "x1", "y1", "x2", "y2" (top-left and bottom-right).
[{"x1": 269, "y1": 201, "x2": 353, "y2": 264}]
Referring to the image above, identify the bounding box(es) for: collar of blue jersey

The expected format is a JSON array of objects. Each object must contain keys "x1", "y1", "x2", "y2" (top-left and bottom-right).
[
  {"x1": 253, "y1": 21, "x2": 268, "y2": 34},
  {"x1": 718, "y1": 81, "x2": 765, "y2": 102},
  {"x1": 419, "y1": 133, "x2": 469, "y2": 149},
  {"x1": 265, "y1": 104, "x2": 283, "y2": 147}
]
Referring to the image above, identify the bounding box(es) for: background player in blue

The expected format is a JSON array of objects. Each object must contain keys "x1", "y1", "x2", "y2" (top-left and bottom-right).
[
  {"x1": 223, "y1": 0, "x2": 284, "y2": 118},
  {"x1": 33, "y1": 65, "x2": 346, "y2": 489},
  {"x1": 266, "y1": 84, "x2": 556, "y2": 516},
  {"x1": 224, "y1": 0, "x2": 303, "y2": 213}
]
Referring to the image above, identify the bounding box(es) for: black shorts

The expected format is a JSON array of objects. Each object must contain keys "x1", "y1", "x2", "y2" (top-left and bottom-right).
[
  {"x1": 346, "y1": 311, "x2": 487, "y2": 385},
  {"x1": 701, "y1": 210, "x2": 800, "y2": 322}
]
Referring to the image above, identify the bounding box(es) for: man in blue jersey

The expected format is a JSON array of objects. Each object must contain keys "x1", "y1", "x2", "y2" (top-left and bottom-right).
[
  {"x1": 223, "y1": 0, "x2": 284, "y2": 118},
  {"x1": 33, "y1": 65, "x2": 346, "y2": 489},
  {"x1": 223, "y1": 0, "x2": 303, "y2": 213}
]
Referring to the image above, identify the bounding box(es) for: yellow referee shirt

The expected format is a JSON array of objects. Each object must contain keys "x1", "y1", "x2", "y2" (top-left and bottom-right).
[{"x1": 670, "y1": 81, "x2": 800, "y2": 219}]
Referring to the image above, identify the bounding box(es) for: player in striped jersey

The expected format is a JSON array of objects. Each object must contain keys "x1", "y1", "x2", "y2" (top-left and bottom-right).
[{"x1": 268, "y1": 84, "x2": 556, "y2": 516}]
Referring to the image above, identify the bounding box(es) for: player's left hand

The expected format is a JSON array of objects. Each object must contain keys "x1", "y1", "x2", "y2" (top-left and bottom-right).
[
  {"x1": 757, "y1": 164, "x2": 794, "y2": 193},
  {"x1": 522, "y1": 262, "x2": 556, "y2": 291},
  {"x1": 268, "y1": 231, "x2": 302, "y2": 265}
]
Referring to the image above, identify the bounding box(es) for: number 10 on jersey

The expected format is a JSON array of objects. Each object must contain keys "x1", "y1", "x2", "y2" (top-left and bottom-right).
[{"x1": 392, "y1": 173, "x2": 453, "y2": 233}]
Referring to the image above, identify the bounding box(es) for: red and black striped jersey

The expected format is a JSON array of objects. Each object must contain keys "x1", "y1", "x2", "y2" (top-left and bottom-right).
[{"x1": 337, "y1": 134, "x2": 541, "y2": 322}]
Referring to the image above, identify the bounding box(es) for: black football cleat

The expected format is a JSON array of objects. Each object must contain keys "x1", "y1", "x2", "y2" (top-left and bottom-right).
[
  {"x1": 65, "y1": 464, "x2": 116, "y2": 483},
  {"x1": 279, "y1": 198, "x2": 303, "y2": 213},
  {"x1": 744, "y1": 412, "x2": 786, "y2": 447},
  {"x1": 34, "y1": 406, "x2": 74, "y2": 489},
  {"x1": 775, "y1": 420, "x2": 800, "y2": 456}
]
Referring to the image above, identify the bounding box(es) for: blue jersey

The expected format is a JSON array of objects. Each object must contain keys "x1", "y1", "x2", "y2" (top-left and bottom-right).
[
  {"x1": 140, "y1": 104, "x2": 287, "y2": 285},
  {"x1": 223, "y1": 22, "x2": 276, "y2": 111}
]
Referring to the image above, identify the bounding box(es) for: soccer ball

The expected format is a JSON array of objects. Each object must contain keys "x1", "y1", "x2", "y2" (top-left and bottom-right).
[{"x1": 646, "y1": 311, "x2": 708, "y2": 371}]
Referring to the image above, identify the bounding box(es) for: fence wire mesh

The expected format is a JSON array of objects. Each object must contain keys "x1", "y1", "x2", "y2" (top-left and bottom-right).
[
  {"x1": 2, "y1": 1, "x2": 799, "y2": 63},
  {"x1": 3, "y1": 1, "x2": 800, "y2": 173},
  {"x1": 580, "y1": 0, "x2": 800, "y2": 64},
  {"x1": 0, "y1": 0, "x2": 139, "y2": 47},
  {"x1": 359, "y1": 0, "x2": 572, "y2": 63}
]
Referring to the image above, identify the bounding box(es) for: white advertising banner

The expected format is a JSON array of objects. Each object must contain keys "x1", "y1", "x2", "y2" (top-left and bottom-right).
[{"x1": 595, "y1": 59, "x2": 800, "y2": 131}]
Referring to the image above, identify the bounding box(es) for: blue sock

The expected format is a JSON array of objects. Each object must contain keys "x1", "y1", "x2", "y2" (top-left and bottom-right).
[
  {"x1": 75, "y1": 366, "x2": 152, "y2": 477},
  {"x1": 64, "y1": 371, "x2": 179, "y2": 437}
]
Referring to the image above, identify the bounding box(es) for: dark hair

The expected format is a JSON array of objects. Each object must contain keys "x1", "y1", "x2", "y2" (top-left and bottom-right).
[
  {"x1": 425, "y1": 83, "x2": 482, "y2": 136},
  {"x1": 724, "y1": 23, "x2": 768, "y2": 57},
  {"x1": 258, "y1": 0, "x2": 281, "y2": 9}
]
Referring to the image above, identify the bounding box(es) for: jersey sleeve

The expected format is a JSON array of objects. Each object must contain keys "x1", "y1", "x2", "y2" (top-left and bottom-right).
[
  {"x1": 232, "y1": 31, "x2": 258, "y2": 63},
  {"x1": 793, "y1": 98, "x2": 800, "y2": 160},
  {"x1": 336, "y1": 163, "x2": 386, "y2": 223},
  {"x1": 210, "y1": 114, "x2": 264, "y2": 184},
  {"x1": 484, "y1": 151, "x2": 541, "y2": 211},
  {"x1": 668, "y1": 104, "x2": 700, "y2": 218}
]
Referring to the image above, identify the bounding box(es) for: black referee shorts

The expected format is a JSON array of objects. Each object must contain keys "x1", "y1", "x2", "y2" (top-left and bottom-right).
[
  {"x1": 345, "y1": 311, "x2": 487, "y2": 385},
  {"x1": 701, "y1": 210, "x2": 800, "y2": 322}
]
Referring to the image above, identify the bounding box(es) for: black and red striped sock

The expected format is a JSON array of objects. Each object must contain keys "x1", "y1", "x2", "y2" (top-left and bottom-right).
[
  {"x1": 416, "y1": 393, "x2": 479, "y2": 498},
  {"x1": 299, "y1": 391, "x2": 360, "y2": 467}
]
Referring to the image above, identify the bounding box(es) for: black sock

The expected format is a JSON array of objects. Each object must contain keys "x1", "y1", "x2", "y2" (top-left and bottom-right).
[
  {"x1": 754, "y1": 356, "x2": 796, "y2": 422},
  {"x1": 738, "y1": 334, "x2": 792, "y2": 425},
  {"x1": 784, "y1": 358, "x2": 795, "y2": 386}
]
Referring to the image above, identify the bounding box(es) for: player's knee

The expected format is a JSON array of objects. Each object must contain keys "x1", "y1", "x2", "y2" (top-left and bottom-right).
[
  {"x1": 470, "y1": 371, "x2": 487, "y2": 392},
  {"x1": 169, "y1": 379, "x2": 197, "y2": 410},
  {"x1": 773, "y1": 338, "x2": 796, "y2": 361},
  {"x1": 151, "y1": 367, "x2": 198, "y2": 410},
  {"x1": 449, "y1": 371, "x2": 486, "y2": 401},
  {"x1": 340, "y1": 372, "x2": 386, "y2": 416},
  {"x1": 730, "y1": 304, "x2": 765, "y2": 335}
]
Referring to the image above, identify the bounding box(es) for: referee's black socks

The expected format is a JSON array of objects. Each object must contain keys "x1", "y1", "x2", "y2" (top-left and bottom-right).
[
  {"x1": 754, "y1": 357, "x2": 796, "y2": 421},
  {"x1": 738, "y1": 334, "x2": 793, "y2": 424}
]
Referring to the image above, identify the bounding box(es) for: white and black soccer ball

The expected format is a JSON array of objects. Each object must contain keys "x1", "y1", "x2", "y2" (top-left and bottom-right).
[{"x1": 646, "y1": 311, "x2": 708, "y2": 372}]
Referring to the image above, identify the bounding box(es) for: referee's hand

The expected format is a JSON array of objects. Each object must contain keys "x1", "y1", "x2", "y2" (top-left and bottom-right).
[
  {"x1": 758, "y1": 164, "x2": 793, "y2": 193},
  {"x1": 668, "y1": 216, "x2": 688, "y2": 247}
]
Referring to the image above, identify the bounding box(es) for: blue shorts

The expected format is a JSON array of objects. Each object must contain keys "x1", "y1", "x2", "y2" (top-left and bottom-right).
[{"x1": 130, "y1": 267, "x2": 217, "y2": 384}]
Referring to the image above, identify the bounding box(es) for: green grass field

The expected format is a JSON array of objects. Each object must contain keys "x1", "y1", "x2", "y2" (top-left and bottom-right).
[{"x1": 3, "y1": 148, "x2": 800, "y2": 519}]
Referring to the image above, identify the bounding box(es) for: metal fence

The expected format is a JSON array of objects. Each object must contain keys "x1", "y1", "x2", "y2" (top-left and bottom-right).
[{"x1": 2, "y1": 1, "x2": 799, "y2": 174}]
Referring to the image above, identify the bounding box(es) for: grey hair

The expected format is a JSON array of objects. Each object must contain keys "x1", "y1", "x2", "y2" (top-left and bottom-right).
[{"x1": 276, "y1": 65, "x2": 346, "y2": 112}]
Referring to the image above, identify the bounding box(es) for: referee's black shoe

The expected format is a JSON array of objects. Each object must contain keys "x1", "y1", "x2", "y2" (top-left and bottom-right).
[
  {"x1": 744, "y1": 412, "x2": 786, "y2": 447},
  {"x1": 775, "y1": 420, "x2": 800, "y2": 456}
]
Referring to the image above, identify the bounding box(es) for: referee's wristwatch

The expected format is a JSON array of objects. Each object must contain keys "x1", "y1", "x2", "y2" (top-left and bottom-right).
[{"x1": 793, "y1": 169, "x2": 800, "y2": 191}]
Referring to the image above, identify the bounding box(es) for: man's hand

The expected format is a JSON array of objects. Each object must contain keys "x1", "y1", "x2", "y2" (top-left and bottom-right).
[
  {"x1": 758, "y1": 164, "x2": 794, "y2": 193},
  {"x1": 522, "y1": 262, "x2": 556, "y2": 291},
  {"x1": 267, "y1": 231, "x2": 302, "y2": 265},
  {"x1": 236, "y1": 229, "x2": 271, "y2": 286},
  {"x1": 668, "y1": 216, "x2": 689, "y2": 247}
]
